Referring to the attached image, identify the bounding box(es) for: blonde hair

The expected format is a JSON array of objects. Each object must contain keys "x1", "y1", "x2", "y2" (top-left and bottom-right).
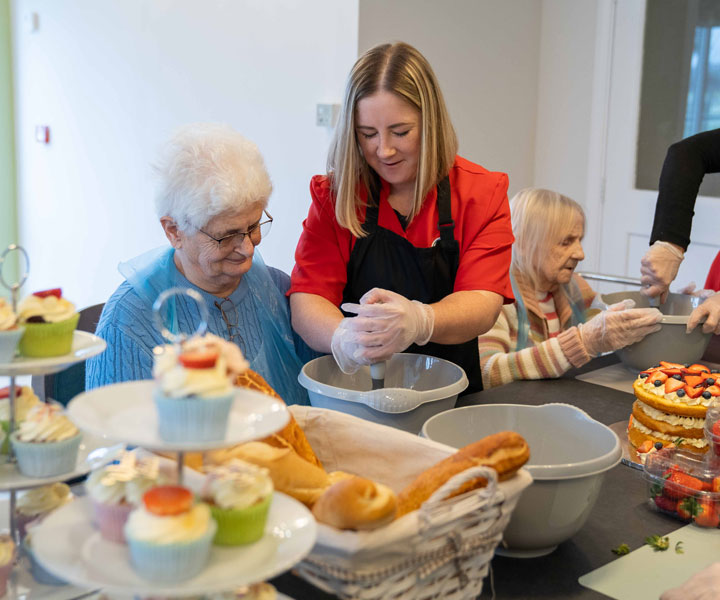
[
  {"x1": 154, "y1": 123, "x2": 272, "y2": 232},
  {"x1": 328, "y1": 42, "x2": 458, "y2": 237},
  {"x1": 510, "y1": 188, "x2": 585, "y2": 289}
]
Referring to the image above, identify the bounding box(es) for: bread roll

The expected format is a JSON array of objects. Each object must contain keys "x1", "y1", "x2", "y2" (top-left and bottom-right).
[
  {"x1": 396, "y1": 431, "x2": 529, "y2": 518},
  {"x1": 208, "y1": 441, "x2": 329, "y2": 507},
  {"x1": 236, "y1": 369, "x2": 323, "y2": 469},
  {"x1": 312, "y1": 476, "x2": 397, "y2": 531}
]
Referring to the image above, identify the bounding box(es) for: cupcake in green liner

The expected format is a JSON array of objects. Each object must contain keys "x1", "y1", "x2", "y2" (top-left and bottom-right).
[
  {"x1": 201, "y1": 458, "x2": 273, "y2": 546},
  {"x1": 17, "y1": 289, "x2": 79, "y2": 358}
]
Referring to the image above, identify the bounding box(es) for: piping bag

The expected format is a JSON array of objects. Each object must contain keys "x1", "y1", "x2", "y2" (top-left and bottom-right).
[{"x1": 370, "y1": 362, "x2": 386, "y2": 390}]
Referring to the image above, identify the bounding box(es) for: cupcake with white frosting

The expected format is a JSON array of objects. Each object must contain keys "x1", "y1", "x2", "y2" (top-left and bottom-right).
[
  {"x1": 10, "y1": 403, "x2": 81, "y2": 477},
  {"x1": 0, "y1": 298, "x2": 23, "y2": 362},
  {"x1": 0, "y1": 385, "x2": 40, "y2": 455},
  {"x1": 16, "y1": 289, "x2": 79, "y2": 357},
  {"x1": 153, "y1": 333, "x2": 248, "y2": 442},
  {"x1": 86, "y1": 451, "x2": 169, "y2": 543},
  {"x1": 124, "y1": 485, "x2": 217, "y2": 582},
  {"x1": 16, "y1": 482, "x2": 72, "y2": 538},
  {"x1": 202, "y1": 459, "x2": 273, "y2": 545}
]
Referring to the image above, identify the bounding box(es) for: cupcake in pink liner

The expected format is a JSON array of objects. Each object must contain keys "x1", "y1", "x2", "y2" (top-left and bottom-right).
[
  {"x1": 0, "y1": 534, "x2": 15, "y2": 596},
  {"x1": 86, "y1": 451, "x2": 170, "y2": 543},
  {"x1": 0, "y1": 298, "x2": 23, "y2": 363},
  {"x1": 15, "y1": 482, "x2": 72, "y2": 539}
]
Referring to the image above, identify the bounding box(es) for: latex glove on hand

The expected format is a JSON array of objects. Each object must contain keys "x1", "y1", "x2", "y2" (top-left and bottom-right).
[
  {"x1": 330, "y1": 318, "x2": 368, "y2": 374},
  {"x1": 660, "y1": 562, "x2": 720, "y2": 600},
  {"x1": 677, "y1": 281, "x2": 716, "y2": 300},
  {"x1": 687, "y1": 292, "x2": 720, "y2": 335},
  {"x1": 340, "y1": 288, "x2": 435, "y2": 365},
  {"x1": 577, "y1": 299, "x2": 662, "y2": 357},
  {"x1": 640, "y1": 241, "x2": 685, "y2": 304}
]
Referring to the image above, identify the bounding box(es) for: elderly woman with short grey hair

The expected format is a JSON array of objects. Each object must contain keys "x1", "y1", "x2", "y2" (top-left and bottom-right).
[
  {"x1": 86, "y1": 123, "x2": 313, "y2": 404},
  {"x1": 478, "y1": 188, "x2": 663, "y2": 389}
]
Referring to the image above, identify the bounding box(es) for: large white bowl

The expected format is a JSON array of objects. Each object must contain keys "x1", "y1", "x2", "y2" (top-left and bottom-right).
[
  {"x1": 422, "y1": 403, "x2": 621, "y2": 557},
  {"x1": 298, "y1": 353, "x2": 468, "y2": 433}
]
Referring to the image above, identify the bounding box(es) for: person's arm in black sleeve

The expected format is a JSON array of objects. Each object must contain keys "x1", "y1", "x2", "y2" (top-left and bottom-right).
[
  {"x1": 641, "y1": 128, "x2": 720, "y2": 302},
  {"x1": 650, "y1": 128, "x2": 720, "y2": 249}
]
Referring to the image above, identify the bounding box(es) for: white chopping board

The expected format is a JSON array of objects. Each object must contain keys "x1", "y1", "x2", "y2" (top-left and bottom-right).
[{"x1": 579, "y1": 524, "x2": 720, "y2": 599}]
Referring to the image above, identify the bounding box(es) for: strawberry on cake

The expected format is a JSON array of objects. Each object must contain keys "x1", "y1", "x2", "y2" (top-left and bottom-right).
[{"x1": 629, "y1": 361, "x2": 718, "y2": 455}]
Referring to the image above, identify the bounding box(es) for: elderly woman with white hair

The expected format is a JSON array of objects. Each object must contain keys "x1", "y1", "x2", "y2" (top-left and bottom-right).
[
  {"x1": 478, "y1": 188, "x2": 663, "y2": 389},
  {"x1": 86, "y1": 123, "x2": 313, "y2": 404}
]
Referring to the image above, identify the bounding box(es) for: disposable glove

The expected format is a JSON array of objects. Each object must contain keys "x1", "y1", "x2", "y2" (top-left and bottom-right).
[
  {"x1": 687, "y1": 292, "x2": 720, "y2": 335},
  {"x1": 640, "y1": 241, "x2": 685, "y2": 304},
  {"x1": 677, "y1": 281, "x2": 716, "y2": 300},
  {"x1": 340, "y1": 288, "x2": 435, "y2": 364},
  {"x1": 577, "y1": 299, "x2": 662, "y2": 357},
  {"x1": 661, "y1": 562, "x2": 720, "y2": 600},
  {"x1": 330, "y1": 317, "x2": 368, "y2": 374}
]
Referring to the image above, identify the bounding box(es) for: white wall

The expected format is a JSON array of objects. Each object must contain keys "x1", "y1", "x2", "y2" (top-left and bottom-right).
[
  {"x1": 10, "y1": 0, "x2": 358, "y2": 308},
  {"x1": 358, "y1": 0, "x2": 542, "y2": 197}
]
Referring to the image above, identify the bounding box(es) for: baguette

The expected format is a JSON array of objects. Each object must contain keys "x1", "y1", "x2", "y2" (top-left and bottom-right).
[
  {"x1": 207, "y1": 441, "x2": 329, "y2": 507},
  {"x1": 312, "y1": 476, "x2": 397, "y2": 531},
  {"x1": 395, "y1": 431, "x2": 529, "y2": 518}
]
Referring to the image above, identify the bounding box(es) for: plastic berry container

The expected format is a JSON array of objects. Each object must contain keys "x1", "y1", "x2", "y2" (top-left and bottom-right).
[
  {"x1": 644, "y1": 447, "x2": 720, "y2": 528},
  {"x1": 704, "y1": 399, "x2": 720, "y2": 457}
]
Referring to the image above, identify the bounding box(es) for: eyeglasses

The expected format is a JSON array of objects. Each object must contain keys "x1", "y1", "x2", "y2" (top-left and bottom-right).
[
  {"x1": 214, "y1": 297, "x2": 243, "y2": 345},
  {"x1": 199, "y1": 210, "x2": 273, "y2": 251}
]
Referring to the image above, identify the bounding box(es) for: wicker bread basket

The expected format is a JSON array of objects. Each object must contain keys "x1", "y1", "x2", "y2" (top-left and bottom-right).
[{"x1": 289, "y1": 406, "x2": 532, "y2": 600}]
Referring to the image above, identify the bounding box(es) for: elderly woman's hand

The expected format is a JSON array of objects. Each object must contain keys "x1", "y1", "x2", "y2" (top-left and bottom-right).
[
  {"x1": 687, "y1": 292, "x2": 720, "y2": 335},
  {"x1": 577, "y1": 300, "x2": 662, "y2": 357}
]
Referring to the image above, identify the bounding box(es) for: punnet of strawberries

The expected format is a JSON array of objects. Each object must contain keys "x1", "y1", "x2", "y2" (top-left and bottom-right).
[{"x1": 645, "y1": 446, "x2": 720, "y2": 528}]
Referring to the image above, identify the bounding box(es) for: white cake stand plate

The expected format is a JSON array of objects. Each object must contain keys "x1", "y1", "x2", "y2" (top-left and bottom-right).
[
  {"x1": 67, "y1": 380, "x2": 290, "y2": 451},
  {"x1": 32, "y1": 494, "x2": 316, "y2": 597}
]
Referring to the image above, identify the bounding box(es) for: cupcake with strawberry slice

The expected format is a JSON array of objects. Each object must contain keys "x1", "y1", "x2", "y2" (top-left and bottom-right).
[
  {"x1": 153, "y1": 333, "x2": 248, "y2": 442},
  {"x1": 17, "y1": 288, "x2": 79, "y2": 357},
  {"x1": 124, "y1": 485, "x2": 216, "y2": 582}
]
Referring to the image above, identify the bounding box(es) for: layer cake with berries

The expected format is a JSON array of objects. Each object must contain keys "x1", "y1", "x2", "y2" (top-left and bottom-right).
[{"x1": 629, "y1": 361, "x2": 717, "y2": 454}]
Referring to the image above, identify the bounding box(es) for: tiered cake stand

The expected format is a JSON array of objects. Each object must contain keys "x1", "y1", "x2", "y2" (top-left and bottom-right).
[
  {"x1": 31, "y1": 380, "x2": 317, "y2": 598},
  {"x1": 0, "y1": 331, "x2": 124, "y2": 600}
]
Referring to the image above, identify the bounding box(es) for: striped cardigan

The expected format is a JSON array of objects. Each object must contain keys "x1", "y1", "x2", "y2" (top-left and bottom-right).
[{"x1": 478, "y1": 270, "x2": 596, "y2": 388}]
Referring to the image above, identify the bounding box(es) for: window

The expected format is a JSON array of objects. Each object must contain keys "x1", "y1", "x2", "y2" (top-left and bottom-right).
[{"x1": 636, "y1": 0, "x2": 720, "y2": 197}]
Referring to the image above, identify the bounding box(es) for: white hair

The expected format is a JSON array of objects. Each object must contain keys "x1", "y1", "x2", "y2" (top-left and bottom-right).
[
  {"x1": 510, "y1": 188, "x2": 585, "y2": 289},
  {"x1": 153, "y1": 123, "x2": 272, "y2": 231}
]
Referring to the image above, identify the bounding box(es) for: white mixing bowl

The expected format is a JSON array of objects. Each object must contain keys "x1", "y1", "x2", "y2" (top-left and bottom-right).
[
  {"x1": 421, "y1": 403, "x2": 621, "y2": 557},
  {"x1": 298, "y1": 353, "x2": 468, "y2": 433}
]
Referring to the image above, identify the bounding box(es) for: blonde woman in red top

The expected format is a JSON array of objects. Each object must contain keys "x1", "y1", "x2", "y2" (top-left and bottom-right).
[{"x1": 289, "y1": 42, "x2": 514, "y2": 393}]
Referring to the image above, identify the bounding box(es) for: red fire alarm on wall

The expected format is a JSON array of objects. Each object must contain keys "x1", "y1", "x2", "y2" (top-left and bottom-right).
[{"x1": 34, "y1": 125, "x2": 50, "y2": 144}]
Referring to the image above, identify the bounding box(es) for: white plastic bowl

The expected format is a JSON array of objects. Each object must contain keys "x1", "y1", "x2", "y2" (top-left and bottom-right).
[
  {"x1": 298, "y1": 353, "x2": 468, "y2": 433},
  {"x1": 421, "y1": 403, "x2": 621, "y2": 557}
]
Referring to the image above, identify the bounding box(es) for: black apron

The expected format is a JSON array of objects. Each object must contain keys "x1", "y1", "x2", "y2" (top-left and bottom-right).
[{"x1": 341, "y1": 176, "x2": 482, "y2": 394}]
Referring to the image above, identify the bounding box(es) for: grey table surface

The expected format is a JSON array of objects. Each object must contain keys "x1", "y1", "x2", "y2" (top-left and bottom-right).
[{"x1": 273, "y1": 355, "x2": 682, "y2": 600}]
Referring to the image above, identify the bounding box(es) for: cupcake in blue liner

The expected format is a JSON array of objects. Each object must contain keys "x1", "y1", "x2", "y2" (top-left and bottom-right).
[
  {"x1": 10, "y1": 403, "x2": 81, "y2": 477},
  {"x1": 153, "y1": 334, "x2": 249, "y2": 443},
  {"x1": 124, "y1": 485, "x2": 217, "y2": 583}
]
